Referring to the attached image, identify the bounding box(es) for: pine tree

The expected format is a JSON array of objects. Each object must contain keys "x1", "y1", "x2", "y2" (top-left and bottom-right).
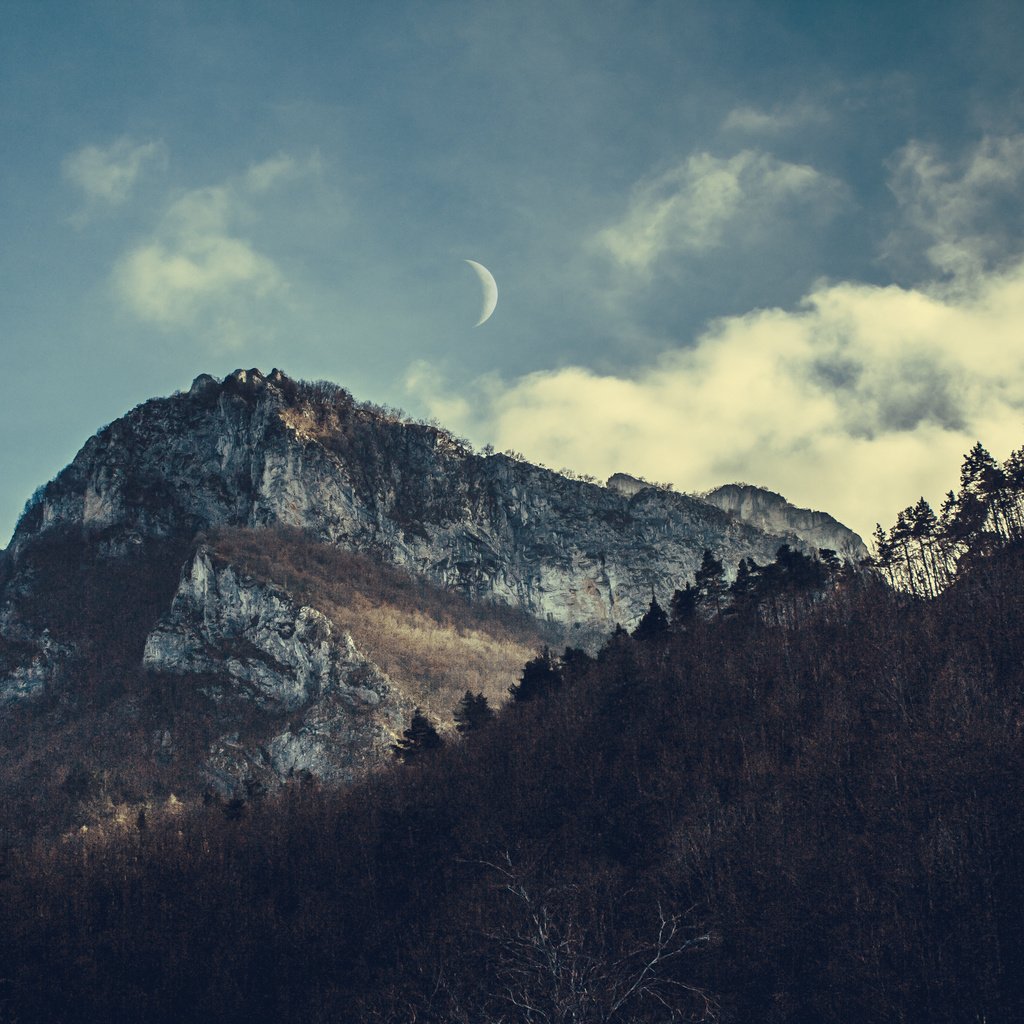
[
  {"x1": 669, "y1": 583, "x2": 699, "y2": 626},
  {"x1": 632, "y1": 595, "x2": 669, "y2": 642},
  {"x1": 392, "y1": 708, "x2": 444, "y2": 762},
  {"x1": 453, "y1": 691, "x2": 495, "y2": 734},
  {"x1": 510, "y1": 647, "x2": 563, "y2": 702},
  {"x1": 694, "y1": 549, "x2": 727, "y2": 613},
  {"x1": 729, "y1": 557, "x2": 762, "y2": 608}
]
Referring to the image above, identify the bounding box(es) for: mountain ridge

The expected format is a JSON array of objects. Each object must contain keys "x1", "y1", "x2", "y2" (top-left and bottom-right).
[{"x1": 0, "y1": 367, "x2": 868, "y2": 806}]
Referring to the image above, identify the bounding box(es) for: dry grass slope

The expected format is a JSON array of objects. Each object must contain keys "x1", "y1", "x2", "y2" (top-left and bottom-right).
[{"x1": 210, "y1": 526, "x2": 559, "y2": 724}]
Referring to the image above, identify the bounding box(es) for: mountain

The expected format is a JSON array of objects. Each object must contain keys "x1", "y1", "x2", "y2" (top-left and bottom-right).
[
  {"x1": 0, "y1": 368, "x2": 865, "y2": 815},
  {"x1": 702, "y1": 482, "x2": 868, "y2": 561}
]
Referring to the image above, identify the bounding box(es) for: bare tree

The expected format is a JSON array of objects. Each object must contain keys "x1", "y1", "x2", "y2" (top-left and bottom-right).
[{"x1": 476, "y1": 853, "x2": 718, "y2": 1024}]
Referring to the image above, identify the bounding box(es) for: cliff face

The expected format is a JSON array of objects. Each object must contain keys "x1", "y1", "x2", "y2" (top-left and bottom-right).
[
  {"x1": 10, "y1": 368, "x2": 812, "y2": 632},
  {"x1": 0, "y1": 368, "x2": 866, "y2": 806},
  {"x1": 703, "y1": 483, "x2": 868, "y2": 562},
  {"x1": 143, "y1": 546, "x2": 409, "y2": 791}
]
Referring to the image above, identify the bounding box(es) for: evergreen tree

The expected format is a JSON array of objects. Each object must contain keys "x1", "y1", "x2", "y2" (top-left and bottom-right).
[
  {"x1": 632, "y1": 595, "x2": 669, "y2": 642},
  {"x1": 694, "y1": 548, "x2": 727, "y2": 613},
  {"x1": 669, "y1": 583, "x2": 699, "y2": 626},
  {"x1": 453, "y1": 691, "x2": 495, "y2": 734},
  {"x1": 509, "y1": 646, "x2": 563, "y2": 702},
  {"x1": 818, "y1": 548, "x2": 842, "y2": 579},
  {"x1": 392, "y1": 707, "x2": 444, "y2": 762},
  {"x1": 730, "y1": 557, "x2": 763, "y2": 608}
]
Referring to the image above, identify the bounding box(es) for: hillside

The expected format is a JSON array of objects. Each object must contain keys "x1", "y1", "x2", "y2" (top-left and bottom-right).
[
  {"x1": 0, "y1": 368, "x2": 864, "y2": 814},
  {"x1": 0, "y1": 528, "x2": 1020, "y2": 1023}
]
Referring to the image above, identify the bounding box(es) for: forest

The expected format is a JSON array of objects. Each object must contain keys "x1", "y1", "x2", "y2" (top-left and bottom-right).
[{"x1": 0, "y1": 442, "x2": 1022, "y2": 1023}]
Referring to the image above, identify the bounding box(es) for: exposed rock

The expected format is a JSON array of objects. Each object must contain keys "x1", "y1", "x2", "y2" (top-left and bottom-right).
[
  {"x1": 143, "y1": 545, "x2": 410, "y2": 789},
  {"x1": 8, "y1": 369, "x2": 828, "y2": 640},
  {"x1": 703, "y1": 483, "x2": 868, "y2": 562},
  {"x1": 606, "y1": 472, "x2": 652, "y2": 498},
  {"x1": 0, "y1": 629, "x2": 74, "y2": 704}
]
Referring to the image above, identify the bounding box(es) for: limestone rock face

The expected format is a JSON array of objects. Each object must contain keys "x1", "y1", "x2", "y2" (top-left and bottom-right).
[
  {"x1": 143, "y1": 546, "x2": 409, "y2": 789},
  {"x1": 703, "y1": 484, "x2": 868, "y2": 562},
  {"x1": 8, "y1": 369, "x2": 836, "y2": 635},
  {"x1": 1, "y1": 368, "x2": 866, "y2": 717},
  {"x1": 0, "y1": 629, "x2": 74, "y2": 704}
]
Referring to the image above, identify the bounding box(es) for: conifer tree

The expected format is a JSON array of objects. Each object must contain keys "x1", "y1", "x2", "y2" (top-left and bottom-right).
[
  {"x1": 694, "y1": 548, "x2": 727, "y2": 613},
  {"x1": 669, "y1": 583, "x2": 699, "y2": 626},
  {"x1": 392, "y1": 708, "x2": 444, "y2": 762},
  {"x1": 509, "y1": 647, "x2": 562, "y2": 702},
  {"x1": 453, "y1": 691, "x2": 495, "y2": 734},
  {"x1": 632, "y1": 595, "x2": 669, "y2": 642}
]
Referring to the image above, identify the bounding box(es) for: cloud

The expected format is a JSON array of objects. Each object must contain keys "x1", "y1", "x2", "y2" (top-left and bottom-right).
[
  {"x1": 111, "y1": 154, "x2": 320, "y2": 341},
  {"x1": 886, "y1": 134, "x2": 1024, "y2": 282},
  {"x1": 594, "y1": 149, "x2": 842, "y2": 274},
  {"x1": 408, "y1": 259, "x2": 1024, "y2": 544},
  {"x1": 113, "y1": 185, "x2": 282, "y2": 333},
  {"x1": 721, "y1": 101, "x2": 827, "y2": 135},
  {"x1": 244, "y1": 151, "x2": 321, "y2": 193},
  {"x1": 63, "y1": 137, "x2": 166, "y2": 210}
]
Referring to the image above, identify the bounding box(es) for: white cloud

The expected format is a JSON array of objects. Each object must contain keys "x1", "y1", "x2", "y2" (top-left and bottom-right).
[
  {"x1": 113, "y1": 184, "x2": 282, "y2": 331},
  {"x1": 110, "y1": 155, "x2": 320, "y2": 339},
  {"x1": 408, "y1": 259, "x2": 1024, "y2": 544},
  {"x1": 595, "y1": 149, "x2": 842, "y2": 273},
  {"x1": 63, "y1": 137, "x2": 166, "y2": 209},
  {"x1": 721, "y1": 101, "x2": 827, "y2": 135},
  {"x1": 244, "y1": 151, "x2": 321, "y2": 193},
  {"x1": 887, "y1": 134, "x2": 1024, "y2": 282}
]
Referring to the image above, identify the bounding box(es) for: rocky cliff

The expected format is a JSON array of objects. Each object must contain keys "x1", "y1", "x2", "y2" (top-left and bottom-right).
[
  {"x1": 0, "y1": 368, "x2": 866, "y2": 809},
  {"x1": 703, "y1": 483, "x2": 868, "y2": 562},
  {"x1": 9, "y1": 368, "x2": 823, "y2": 632},
  {"x1": 143, "y1": 545, "x2": 410, "y2": 791}
]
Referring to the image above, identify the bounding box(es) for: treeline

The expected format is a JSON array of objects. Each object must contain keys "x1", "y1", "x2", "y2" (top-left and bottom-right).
[
  {"x1": 873, "y1": 441, "x2": 1024, "y2": 595},
  {"x1": 2, "y1": 512, "x2": 1023, "y2": 1022}
]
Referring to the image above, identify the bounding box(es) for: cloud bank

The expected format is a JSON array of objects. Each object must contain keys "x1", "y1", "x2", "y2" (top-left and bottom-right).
[
  {"x1": 405, "y1": 134, "x2": 1024, "y2": 547},
  {"x1": 410, "y1": 259, "x2": 1024, "y2": 545}
]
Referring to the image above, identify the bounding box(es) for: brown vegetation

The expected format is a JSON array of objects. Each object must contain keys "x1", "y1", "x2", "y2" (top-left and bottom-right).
[{"x1": 210, "y1": 525, "x2": 558, "y2": 721}]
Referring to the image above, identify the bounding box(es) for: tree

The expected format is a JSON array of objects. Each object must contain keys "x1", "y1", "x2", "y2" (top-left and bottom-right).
[
  {"x1": 453, "y1": 691, "x2": 495, "y2": 734},
  {"x1": 632, "y1": 595, "x2": 669, "y2": 642},
  {"x1": 510, "y1": 647, "x2": 562, "y2": 702},
  {"x1": 670, "y1": 583, "x2": 699, "y2": 627},
  {"x1": 729, "y1": 558, "x2": 763, "y2": 610},
  {"x1": 392, "y1": 707, "x2": 444, "y2": 762},
  {"x1": 694, "y1": 549, "x2": 727, "y2": 614}
]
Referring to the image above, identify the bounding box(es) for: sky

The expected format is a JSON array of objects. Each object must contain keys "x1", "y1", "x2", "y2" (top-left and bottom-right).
[{"x1": 3, "y1": 0, "x2": 1024, "y2": 546}]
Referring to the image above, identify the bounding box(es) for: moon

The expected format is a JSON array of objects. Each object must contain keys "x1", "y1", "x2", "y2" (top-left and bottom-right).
[{"x1": 464, "y1": 259, "x2": 498, "y2": 326}]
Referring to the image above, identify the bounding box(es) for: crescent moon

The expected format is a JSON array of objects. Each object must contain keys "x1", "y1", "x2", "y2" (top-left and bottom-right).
[{"x1": 464, "y1": 259, "x2": 498, "y2": 326}]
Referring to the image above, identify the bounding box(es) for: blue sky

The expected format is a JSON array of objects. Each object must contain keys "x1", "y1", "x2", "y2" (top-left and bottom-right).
[{"x1": 4, "y1": 0, "x2": 1024, "y2": 544}]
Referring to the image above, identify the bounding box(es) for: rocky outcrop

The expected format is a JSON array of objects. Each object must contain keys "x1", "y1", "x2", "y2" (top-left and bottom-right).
[
  {"x1": 8, "y1": 369, "x2": 830, "y2": 638},
  {"x1": 0, "y1": 629, "x2": 74, "y2": 704},
  {"x1": 143, "y1": 546, "x2": 410, "y2": 790},
  {"x1": 703, "y1": 483, "x2": 868, "y2": 562}
]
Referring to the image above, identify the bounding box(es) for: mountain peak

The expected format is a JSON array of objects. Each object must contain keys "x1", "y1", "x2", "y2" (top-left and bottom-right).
[{"x1": 703, "y1": 481, "x2": 867, "y2": 561}]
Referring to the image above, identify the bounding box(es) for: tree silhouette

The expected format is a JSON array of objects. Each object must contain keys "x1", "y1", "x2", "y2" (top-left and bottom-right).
[
  {"x1": 669, "y1": 583, "x2": 699, "y2": 627},
  {"x1": 510, "y1": 646, "x2": 562, "y2": 702},
  {"x1": 694, "y1": 548, "x2": 727, "y2": 613},
  {"x1": 453, "y1": 691, "x2": 495, "y2": 734},
  {"x1": 392, "y1": 707, "x2": 444, "y2": 762},
  {"x1": 632, "y1": 595, "x2": 669, "y2": 642}
]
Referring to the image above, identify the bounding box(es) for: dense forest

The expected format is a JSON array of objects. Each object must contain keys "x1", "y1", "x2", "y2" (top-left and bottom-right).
[{"x1": 1, "y1": 444, "x2": 1023, "y2": 1023}]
